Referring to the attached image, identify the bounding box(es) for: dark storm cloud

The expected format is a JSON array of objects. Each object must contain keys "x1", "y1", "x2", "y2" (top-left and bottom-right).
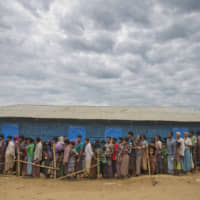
[
  {"x1": 81, "y1": 0, "x2": 153, "y2": 29},
  {"x1": 0, "y1": 0, "x2": 200, "y2": 107},
  {"x1": 60, "y1": 0, "x2": 153, "y2": 33},
  {"x1": 159, "y1": 0, "x2": 200, "y2": 13}
]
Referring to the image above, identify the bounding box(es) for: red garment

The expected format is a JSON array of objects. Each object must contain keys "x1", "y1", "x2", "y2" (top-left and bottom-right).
[{"x1": 112, "y1": 143, "x2": 119, "y2": 160}]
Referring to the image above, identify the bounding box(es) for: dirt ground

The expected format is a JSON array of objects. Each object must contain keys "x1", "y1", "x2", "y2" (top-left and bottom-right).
[{"x1": 1, "y1": 173, "x2": 200, "y2": 200}]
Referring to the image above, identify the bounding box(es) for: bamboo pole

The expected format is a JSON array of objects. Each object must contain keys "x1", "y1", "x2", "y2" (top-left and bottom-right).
[
  {"x1": 97, "y1": 152, "x2": 100, "y2": 179},
  {"x1": 58, "y1": 164, "x2": 98, "y2": 180},
  {"x1": 17, "y1": 143, "x2": 20, "y2": 176},
  {"x1": 147, "y1": 148, "x2": 151, "y2": 175},
  {"x1": 53, "y1": 143, "x2": 56, "y2": 179},
  {"x1": 16, "y1": 160, "x2": 59, "y2": 170}
]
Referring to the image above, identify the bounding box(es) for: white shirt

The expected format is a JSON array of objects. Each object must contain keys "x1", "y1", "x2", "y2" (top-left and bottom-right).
[
  {"x1": 85, "y1": 143, "x2": 93, "y2": 161},
  {"x1": 6, "y1": 141, "x2": 15, "y2": 158},
  {"x1": 34, "y1": 142, "x2": 43, "y2": 161},
  {"x1": 177, "y1": 138, "x2": 185, "y2": 156},
  {"x1": 184, "y1": 137, "x2": 192, "y2": 149}
]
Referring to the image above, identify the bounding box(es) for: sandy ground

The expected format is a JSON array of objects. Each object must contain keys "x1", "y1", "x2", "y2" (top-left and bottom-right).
[{"x1": 1, "y1": 174, "x2": 200, "y2": 200}]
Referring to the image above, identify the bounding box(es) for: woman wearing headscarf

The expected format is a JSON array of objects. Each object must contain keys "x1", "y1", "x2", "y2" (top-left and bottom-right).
[
  {"x1": 105, "y1": 137, "x2": 113, "y2": 178},
  {"x1": 120, "y1": 138, "x2": 130, "y2": 178},
  {"x1": 68, "y1": 141, "x2": 79, "y2": 177},
  {"x1": 183, "y1": 132, "x2": 192, "y2": 173},
  {"x1": 63, "y1": 139, "x2": 70, "y2": 175},
  {"x1": 155, "y1": 135, "x2": 163, "y2": 174}
]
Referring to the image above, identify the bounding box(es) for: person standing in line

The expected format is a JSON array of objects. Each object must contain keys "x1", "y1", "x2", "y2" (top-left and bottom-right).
[
  {"x1": 116, "y1": 137, "x2": 123, "y2": 178},
  {"x1": 155, "y1": 135, "x2": 163, "y2": 174},
  {"x1": 112, "y1": 138, "x2": 118, "y2": 178},
  {"x1": 42, "y1": 142, "x2": 52, "y2": 178},
  {"x1": 128, "y1": 132, "x2": 136, "y2": 176},
  {"x1": 0, "y1": 134, "x2": 6, "y2": 174},
  {"x1": 32, "y1": 137, "x2": 43, "y2": 177},
  {"x1": 92, "y1": 140, "x2": 101, "y2": 178},
  {"x1": 52, "y1": 137, "x2": 64, "y2": 177},
  {"x1": 5, "y1": 136, "x2": 15, "y2": 174},
  {"x1": 100, "y1": 147, "x2": 107, "y2": 178},
  {"x1": 22, "y1": 138, "x2": 28, "y2": 175},
  {"x1": 105, "y1": 136, "x2": 113, "y2": 178},
  {"x1": 81, "y1": 144, "x2": 86, "y2": 174},
  {"x1": 135, "y1": 135, "x2": 143, "y2": 176},
  {"x1": 149, "y1": 139, "x2": 157, "y2": 175},
  {"x1": 101, "y1": 140, "x2": 106, "y2": 148},
  {"x1": 189, "y1": 130, "x2": 197, "y2": 170},
  {"x1": 58, "y1": 136, "x2": 65, "y2": 177},
  {"x1": 84, "y1": 138, "x2": 93, "y2": 177},
  {"x1": 26, "y1": 138, "x2": 34, "y2": 176},
  {"x1": 89, "y1": 143, "x2": 99, "y2": 179},
  {"x1": 141, "y1": 135, "x2": 148, "y2": 174},
  {"x1": 176, "y1": 132, "x2": 185, "y2": 174},
  {"x1": 196, "y1": 131, "x2": 200, "y2": 168},
  {"x1": 76, "y1": 135, "x2": 84, "y2": 171},
  {"x1": 120, "y1": 138, "x2": 130, "y2": 178},
  {"x1": 183, "y1": 132, "x2": 192, "y2": 173},
  {"x1": 167, "y1": 132, "x2": 176, "y2": 175},
  {"x1": 68, "y1": 141, "x2": 79, "y2": 177},
  {"x1": 161, "y1": 142, "x2": 168, "y2": 174},
  {"x1": 63, "y1": 139, "x2": 70, "y2": 175},
  {"x1": 18, "y1": 136, "x2": 25, "y2": 176}
]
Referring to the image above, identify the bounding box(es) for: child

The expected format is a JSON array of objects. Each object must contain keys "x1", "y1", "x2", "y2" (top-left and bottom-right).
[
  {"x1": 162, "y1": 143, "x2": 168, "y2": 174},
  {"x1": 100, "y1": 147, "x2": 107, "y2": 178},
  {"x1": 149, "y1": 139, "x2": 156, "y2": 175},
  {"x1": 149, "y1": 147, "x2": 156, "y2": 174}
]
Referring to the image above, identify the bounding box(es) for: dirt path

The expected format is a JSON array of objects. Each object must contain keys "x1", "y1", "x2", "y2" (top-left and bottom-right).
[{"x1": 1, "y1": 173, "x2": 200, "y2": 200}]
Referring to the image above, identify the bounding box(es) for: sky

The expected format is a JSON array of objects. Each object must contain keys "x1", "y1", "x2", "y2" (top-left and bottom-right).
[{"x1": 0, "y1": 0, "x2": 200, "y2": 107}]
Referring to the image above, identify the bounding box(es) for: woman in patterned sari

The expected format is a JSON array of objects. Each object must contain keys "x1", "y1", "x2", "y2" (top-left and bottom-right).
[
  {"x1": 68, "y1": 141, "x2": 79, "y2": 176},
  {"x1": 120, "y1": 138, "x2": 130, "y2": 178}
]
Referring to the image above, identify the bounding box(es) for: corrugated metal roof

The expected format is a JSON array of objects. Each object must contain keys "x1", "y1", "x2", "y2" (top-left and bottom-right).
[{"x1": 0, "y1": 104, "x2": 200, "y2": 122}]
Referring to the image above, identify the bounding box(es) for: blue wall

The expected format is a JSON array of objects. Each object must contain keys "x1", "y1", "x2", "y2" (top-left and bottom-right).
[{"x1": 0, "y1": 119, "x2": 200, "y2": 142}]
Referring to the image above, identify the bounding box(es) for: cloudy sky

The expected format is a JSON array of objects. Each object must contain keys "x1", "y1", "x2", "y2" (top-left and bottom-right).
[{"x1": 1, "y1": 0, "x2": 200, "y2": 107}]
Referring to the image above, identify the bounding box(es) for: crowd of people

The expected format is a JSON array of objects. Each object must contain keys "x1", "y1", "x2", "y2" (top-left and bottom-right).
[{"x1": 0, "y1": 130, "x2": 200, "y2": 179}]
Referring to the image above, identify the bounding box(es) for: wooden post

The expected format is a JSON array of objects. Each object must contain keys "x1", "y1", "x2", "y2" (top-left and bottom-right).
[
  {"x1": 97, "y1": 151, "x2": 100, "y2": 178},
  {"x1": 53, "y1": 143, "x2": 56, "y2": 179},
  {"x1": 17, "y1": 143, "x2": 20, "y2": 176}
]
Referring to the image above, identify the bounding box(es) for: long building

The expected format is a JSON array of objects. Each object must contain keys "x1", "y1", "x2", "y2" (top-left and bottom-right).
[{"x1": 0, "y1": 105, "x2": 200, "y2": 142}]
